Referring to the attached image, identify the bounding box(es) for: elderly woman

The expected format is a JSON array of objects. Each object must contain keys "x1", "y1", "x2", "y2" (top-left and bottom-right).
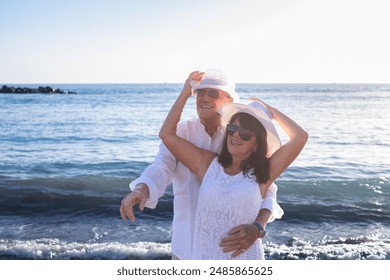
[{"x1": 159, "y1": 71, "x2": 308, "y2": 259}]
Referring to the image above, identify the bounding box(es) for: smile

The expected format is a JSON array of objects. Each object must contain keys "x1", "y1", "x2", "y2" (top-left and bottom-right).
[{"x1": 230, "y1": 138, "x2": 242, "y2": 146}]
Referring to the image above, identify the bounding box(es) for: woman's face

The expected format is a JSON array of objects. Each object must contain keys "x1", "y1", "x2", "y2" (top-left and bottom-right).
[{"x1": 226, "y1": 118, "x2": 257, "y2": 158}]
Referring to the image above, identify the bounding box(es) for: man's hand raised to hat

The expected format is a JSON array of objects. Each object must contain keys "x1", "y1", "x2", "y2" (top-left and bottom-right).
[
  {"x1": 187, "y1": 70, "x2": 203, "y2": 84},
  {"x1": 183, "y1": 71, "x2": 204, "y2": 97},
  {"x1": 120, "y1": 183, "x2": 149, "y2": 222}
]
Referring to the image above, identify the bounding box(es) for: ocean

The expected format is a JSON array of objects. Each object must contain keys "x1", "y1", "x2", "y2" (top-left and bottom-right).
[{"x1": 1, "y1": 83, "x2": 389, "y2": 260}]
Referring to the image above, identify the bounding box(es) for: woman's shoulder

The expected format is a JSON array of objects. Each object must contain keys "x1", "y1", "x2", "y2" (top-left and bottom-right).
[
  {"x1": 203, "y1": 157, "x2": 220, "y2": 177},
  {"x1": 207, "y1": 157, "x2": 220, "y2": 170}
]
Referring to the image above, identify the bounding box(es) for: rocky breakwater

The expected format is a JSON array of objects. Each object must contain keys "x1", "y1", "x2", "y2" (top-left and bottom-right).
[{"x1": 0, "y1": 85, "x2": 77, "y2": 94}]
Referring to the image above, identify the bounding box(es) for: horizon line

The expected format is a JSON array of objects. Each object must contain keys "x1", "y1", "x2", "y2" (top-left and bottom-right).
[{"x1": 2, "y1": 82, "x2": 390, "y2": 85}]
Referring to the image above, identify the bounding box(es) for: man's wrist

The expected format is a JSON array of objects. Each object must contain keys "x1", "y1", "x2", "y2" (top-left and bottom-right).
[
  {"x1": 252, "y1": 222, "x2": 266, "y2": 239},
  {"x1": 133, "y1": 183, "x2": 150, "y2": 198}
]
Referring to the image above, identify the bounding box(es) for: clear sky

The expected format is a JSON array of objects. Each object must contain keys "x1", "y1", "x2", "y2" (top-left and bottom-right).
[{"x1": 1, "y1": 0, "x2": 389, "y2": 83}]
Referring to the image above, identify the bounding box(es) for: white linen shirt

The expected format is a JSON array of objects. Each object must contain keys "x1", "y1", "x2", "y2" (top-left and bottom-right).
[{"x1": 130, "y1": 117, "x2": 283, "y2": 260}]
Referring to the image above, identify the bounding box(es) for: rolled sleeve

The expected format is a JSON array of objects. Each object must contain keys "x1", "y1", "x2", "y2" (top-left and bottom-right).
[
  {"x1": 130, "y1": 177, "x2": 159, "y2": 209},
  {"x1": 260, "y1": 182, "x2": 284, "y2": 222}
]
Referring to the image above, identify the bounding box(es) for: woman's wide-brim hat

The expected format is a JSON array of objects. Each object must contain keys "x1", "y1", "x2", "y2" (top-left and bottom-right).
[
  {"x1": 219, "y1": 100, "x2": 282, "y2": 157},
  {"x1": 190, "y1": 69, "x2": 240, "y2": 102}
]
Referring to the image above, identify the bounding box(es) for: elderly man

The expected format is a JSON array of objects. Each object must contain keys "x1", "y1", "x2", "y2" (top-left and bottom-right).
[{"x1": 120, "y1": 69, "x2": 283, "y2": 259}]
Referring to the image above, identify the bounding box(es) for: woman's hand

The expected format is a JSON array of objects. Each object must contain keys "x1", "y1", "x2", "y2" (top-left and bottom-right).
[{"x1": 248, "y1": 97, "x2": 274, "y2": 119}]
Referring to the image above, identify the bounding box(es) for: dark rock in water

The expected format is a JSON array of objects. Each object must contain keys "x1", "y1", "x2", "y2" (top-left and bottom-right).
[
  {"x1": 0, "y1": 85, "x2": 77, "y2": 94},
  {"x1": 1, "y1": 85, "x2": 14, "y2": 93}
]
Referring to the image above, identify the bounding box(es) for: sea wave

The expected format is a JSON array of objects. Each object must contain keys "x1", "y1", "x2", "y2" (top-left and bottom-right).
[
  {"x1": 1, "y1": 176, "x2": 388, "y2": 223},
  {"x1": 1, "y1": 236, "x2": 389, "y2": 260},
  {"x1": 0, "y1": 175, "x2": 173, "y2": 218}
]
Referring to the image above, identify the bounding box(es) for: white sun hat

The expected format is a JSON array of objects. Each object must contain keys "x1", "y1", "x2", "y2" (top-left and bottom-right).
[
  {"x1": 190, "y1": 69, "x2": 240, "y2": 102},
  {"x1": 219, "y1": 100, "x2": 282, "y2": 157}
]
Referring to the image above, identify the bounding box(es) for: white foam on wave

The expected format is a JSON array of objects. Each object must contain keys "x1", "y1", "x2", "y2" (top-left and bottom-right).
[
  {"x1": 265, "y1": 236, "x2": 390, "y2": 260},
  {"x1": 0, "y1": 239, "x2": 171, "y2": 260},
  {"x1": 2, "y1": 236, "x2": 390, "y2": 260}
]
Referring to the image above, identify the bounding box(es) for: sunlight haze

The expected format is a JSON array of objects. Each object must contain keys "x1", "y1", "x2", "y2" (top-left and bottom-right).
[{"x1": 1, "y1": 0, "x2": 389, "y2": 83}]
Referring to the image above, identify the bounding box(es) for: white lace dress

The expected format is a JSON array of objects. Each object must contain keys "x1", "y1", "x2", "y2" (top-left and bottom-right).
[{"x1": 191, "y1": 158, "x2": 264, "y2": 260}]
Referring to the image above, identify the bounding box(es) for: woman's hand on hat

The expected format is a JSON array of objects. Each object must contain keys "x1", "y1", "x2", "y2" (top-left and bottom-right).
[{"x1": 248, "y1": 97, "x2": 274, "y2": 119}]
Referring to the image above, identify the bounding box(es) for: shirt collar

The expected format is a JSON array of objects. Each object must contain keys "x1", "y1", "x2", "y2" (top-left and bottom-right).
[{"x1": 198, "y1": 119, "x2": 224, "y2": 138}]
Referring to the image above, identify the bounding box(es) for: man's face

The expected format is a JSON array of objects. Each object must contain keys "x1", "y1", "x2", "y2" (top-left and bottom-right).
[{"x1": 195, "y1": 88, "x2": 233, "y2": 122}]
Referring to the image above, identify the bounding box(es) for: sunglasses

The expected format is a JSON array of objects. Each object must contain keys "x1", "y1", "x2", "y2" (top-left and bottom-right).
[
  {"x1": 194, "y1": 89, "x2": 220, "y2": 99},
  {"x1": 226, "y1": 123, "x2": 255, "y2": 141}
]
